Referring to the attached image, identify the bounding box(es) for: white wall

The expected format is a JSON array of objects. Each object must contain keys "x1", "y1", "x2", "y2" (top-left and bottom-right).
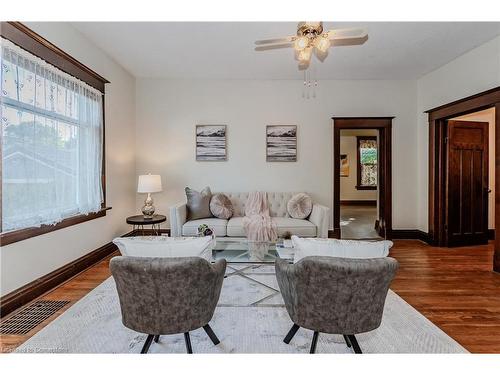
[
  {"x1": 416, "y1": 35, "x2": 500, "y2": 231},
  {"x1": 135, "y1": 79, "x2": 418, "y2": 230},
  {"x1": 0, "y1": 23, "x2": 137, "y2": 296},
  {"x1": 340, "y1": 129, "x2": 378, "y2": 201}
]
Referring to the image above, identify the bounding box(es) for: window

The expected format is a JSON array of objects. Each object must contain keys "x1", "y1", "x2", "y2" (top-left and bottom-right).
[
  {"x1": 356, "y1": 136, "x2": 377, "y2": 190},
  {"x1": 1, "y1": 26, "x2": 107, "y2": 244}
]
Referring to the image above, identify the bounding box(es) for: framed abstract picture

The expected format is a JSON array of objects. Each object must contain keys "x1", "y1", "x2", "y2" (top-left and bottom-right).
[
  {"x1": 340, "y1": 154, "x2": 349, "y2": 177},
  {"x1": 196, "y1": 125, "x2": 227, "y2": 161},
  {"x1": 266, "y1": 125, "x2": 297, "y2": 162}
]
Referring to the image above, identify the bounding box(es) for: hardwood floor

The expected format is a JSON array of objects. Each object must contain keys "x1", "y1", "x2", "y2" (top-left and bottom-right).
[
  {"x1": 1, "y1": 240, "x2": 500, "y2": 353},
  {"x1": 390, "y1": 240, "x2": 500, "y2": 353},
  {"x1": 0, "y1": 252, "x2": 116, "y2": 353}
]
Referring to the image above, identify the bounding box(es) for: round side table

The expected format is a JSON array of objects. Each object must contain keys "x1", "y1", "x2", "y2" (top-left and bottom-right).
[{"x1": 126, "y1": 214, "x2": 167, "y2": 236}]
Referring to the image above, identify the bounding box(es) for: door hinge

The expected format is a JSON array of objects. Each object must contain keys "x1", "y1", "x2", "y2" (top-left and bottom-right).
[{"x1": 444, "y1": 137, "x2": 448, "y2": 144}]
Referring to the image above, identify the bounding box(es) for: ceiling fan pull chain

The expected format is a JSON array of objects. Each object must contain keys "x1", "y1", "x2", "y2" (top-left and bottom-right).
[
  {"x1": 313, "y1": 68, "x2": 318, "y2": 98},
  {"x1": 302, "y1": 70, "x2": 307, "y2": 98},
  {"x1": 307, "y1": 72, "x2": 312, "y2": 99}
]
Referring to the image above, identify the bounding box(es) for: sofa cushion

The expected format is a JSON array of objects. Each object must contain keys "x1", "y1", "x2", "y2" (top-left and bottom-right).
[
  {"x1": 182, "y1": 218, "x2": 228, "y2": 236},
  {"x1": 274, "y1": 217, "x2": 316, "y2": 237},
  {"x1": 210, "y1": 193, "x2": 234, "y2": 219},
  {"x1": 218, "y1": 192, "x2": 303, "y2": 217},
  {"x1": 185, "y1": 186, "x2": 212, "y2": 220},
  {"x1": 226, "y1": 217, "x2": 316, "y2": 237},
  {"x1": 291, "y1": 235, "x2": 393, "y2": 263},
  {"x1": 112, "y1": 236, "x2": 214, "y2": 261},
  {"x1": 287, "y1": 193, "x2": 313, "y2": 219}
]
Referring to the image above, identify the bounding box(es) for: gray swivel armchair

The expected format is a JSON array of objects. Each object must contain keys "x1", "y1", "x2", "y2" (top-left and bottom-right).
[
  {"x1": 110, "y1": 256, "x2": 226, "y2": 354},
  {"x1": 275, "y1": 256, "x2": 398, "y2": 354}
]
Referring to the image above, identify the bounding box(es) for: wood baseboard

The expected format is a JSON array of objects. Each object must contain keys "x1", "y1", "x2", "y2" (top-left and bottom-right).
[
  {"x1": 340, "y1": 200, "x2": 377, "y2": 206},
  {"x1": 392, "y1": 229, "x2": 429, "y2": 243},
  {"x1": 488, "y1": 229, "x2": 495, "y2": 240},
  {"x1": 328, "y1": 229, "x2": 340, "y2": 238},
  {"x1": 329, "y1": 228, "x2": 429, "y2": 243},
  {"x1": 0, "y1": 230, "x2": 137, "y2": 318}
]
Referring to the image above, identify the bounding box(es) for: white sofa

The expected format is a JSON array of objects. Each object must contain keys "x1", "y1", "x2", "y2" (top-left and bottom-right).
[{"x1": 169, "y1": 192, "x2": 330, "y2": 239}]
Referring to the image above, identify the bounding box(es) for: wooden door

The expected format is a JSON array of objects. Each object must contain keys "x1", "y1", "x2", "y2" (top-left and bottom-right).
[{"x1": 446, "y1": 120, "x2": 489, "y2": 246}]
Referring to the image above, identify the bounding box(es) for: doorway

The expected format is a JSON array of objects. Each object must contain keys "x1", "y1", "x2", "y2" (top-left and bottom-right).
[
  {"x1": 445, "y1": 109, "x2": 495, "y2": 246},
  {"x1": 339, "y1": 129, "x2": 380, "y2": 239},
  {"x1": 333, "y1": 117, "x2": 393, "y2": 240},
  {"x1": 426, "y1": 86, "x2": 500, "y2": 272}
]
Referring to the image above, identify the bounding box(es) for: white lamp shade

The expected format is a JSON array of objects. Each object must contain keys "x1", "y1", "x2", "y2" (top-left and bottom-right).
[{"x1": 137, "y1": 174, "x2": 162, "y2": 193}]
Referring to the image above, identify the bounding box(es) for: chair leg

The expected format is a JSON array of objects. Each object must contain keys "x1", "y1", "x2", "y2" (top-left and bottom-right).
[
  {"x1": 184, "y1": 332, "x2": 193, "y2": 354},
  {"x1": 203, "y1": 324, "x2": 220, "y2": 345},
  {"x1": 310, "y1": 331, "x2": 319, "y2": 354},
  {"x1": 343, "y1": 335, "x2": 351, "y2": 348},
  {"x1": 283, "y1": 324, "x2": 300, "y2": 344},
  {"x1": 154, "y1": 335, "x2": 160, "y2": 343},
  {"x1": 347, "y1": 335, "x2": 362, "y2": 354},
  {"x1": 141, "y1": 334, "x2": 154, "y2": 354}
]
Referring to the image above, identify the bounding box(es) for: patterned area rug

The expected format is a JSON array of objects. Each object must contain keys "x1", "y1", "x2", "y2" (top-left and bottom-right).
[{"x1": 15, "y1": 264, "x2": 467, "y2": 353}]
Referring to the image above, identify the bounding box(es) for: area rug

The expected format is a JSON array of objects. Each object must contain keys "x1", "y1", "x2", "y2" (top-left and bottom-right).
[{"x1": 15, "y1": 264, "x2": 467, "y2": 354}]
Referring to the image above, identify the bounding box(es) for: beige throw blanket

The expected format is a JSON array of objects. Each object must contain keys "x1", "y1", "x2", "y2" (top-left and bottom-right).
[{"x1": 242, "y1": 191, "x2": 278, "y2": 243}]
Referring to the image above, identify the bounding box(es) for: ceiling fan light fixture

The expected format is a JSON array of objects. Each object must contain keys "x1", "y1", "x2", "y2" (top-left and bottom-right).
[
  {"x1": 298, "y1": 47, "x2": 312, "y2": 62},
  {"x1": 315, "y1": 35, "x2": 330, "y2": 53},
  {"x1": 294, "y1": 36, "x2": 309, "y2": 51}
]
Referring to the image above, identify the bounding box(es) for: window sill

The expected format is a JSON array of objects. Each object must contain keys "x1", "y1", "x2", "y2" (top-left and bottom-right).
[
  {"x1": 356, "y1": 185, "x2": 377, "y2": 190},
  {"x1": 0, "y1": 207, "x2": 112, "y2": 247}
]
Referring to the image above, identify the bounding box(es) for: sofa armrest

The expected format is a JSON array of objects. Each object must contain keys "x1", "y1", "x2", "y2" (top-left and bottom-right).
[
  {"x1": 309, "y1": 204, "x2": 330, "y2": 238},
  {"x1": 169, "y1": 202, "x2": 187, "y2": 237}
]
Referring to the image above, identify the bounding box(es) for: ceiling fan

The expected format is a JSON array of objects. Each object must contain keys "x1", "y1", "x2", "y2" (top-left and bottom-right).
[{"x1": 255, "y1": 22, "x2": 368, "y2": 70}]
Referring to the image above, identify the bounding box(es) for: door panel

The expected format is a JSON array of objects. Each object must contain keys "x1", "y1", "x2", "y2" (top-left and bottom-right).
[{"x1": 446, "y1": 120, "x2": 489, "y2": 246}]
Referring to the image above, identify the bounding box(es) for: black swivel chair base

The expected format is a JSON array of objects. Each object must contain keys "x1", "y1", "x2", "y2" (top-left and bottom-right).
[
  {"x1": 283, "y1": 324, "x2": 363, "y2": 354},
  {"x1": 140, "y1": 324, "x2": 220, "y2": 354}
]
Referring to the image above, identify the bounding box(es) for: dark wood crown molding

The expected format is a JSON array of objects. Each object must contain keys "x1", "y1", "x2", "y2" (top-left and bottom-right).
[
  {"x1": 0, "y1": 22, "x2": 109, "y2": 93},
  {"x1": 425, "y1": 86, "x2": 500, "y2": 120}
]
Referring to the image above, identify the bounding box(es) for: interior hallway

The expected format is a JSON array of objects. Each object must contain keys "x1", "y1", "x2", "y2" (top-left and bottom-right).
[{"x1": 340, "y1": 204, "x2": 381, "y2": 239}]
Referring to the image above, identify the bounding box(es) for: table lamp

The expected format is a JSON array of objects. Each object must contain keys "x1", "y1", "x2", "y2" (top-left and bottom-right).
[{"x1": 137, "y1": 174, "x2": 162, "y2": 218}]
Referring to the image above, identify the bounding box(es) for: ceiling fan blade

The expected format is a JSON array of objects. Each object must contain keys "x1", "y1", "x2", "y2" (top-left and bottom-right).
[
  {"x1": 327, "y1": 28, "x2": 368, "y2": 40},
  {"x1": 330, "y1": 35, "x2": 368, "y2": 47},
  {"x1": 255, "y1": 43, "x2": 293, "y2": 51},
  {"x1": 255, "y1": 36, "x2": 294, "y2": 45}
]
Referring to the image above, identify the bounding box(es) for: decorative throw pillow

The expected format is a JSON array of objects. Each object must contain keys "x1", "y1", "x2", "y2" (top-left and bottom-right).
[
  {"x1": 210, "y1": 193, "x2": 234, "y2": 219},
  {"x1": 113, "y1": 236, "x2": 214, "y2": 262},
  {"x1": 291, "y1": 235, "x2": 393, "y2": 263},
  {"x1": 287, "y1": 193, "x2": 313, "y2": 219},
  {"x1": 185, "y1": 186, "x2": 212, "y2": 220}
]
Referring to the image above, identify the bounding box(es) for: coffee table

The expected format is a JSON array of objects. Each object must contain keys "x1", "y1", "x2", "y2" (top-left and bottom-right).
[{"x1": 212, "y1": 238, "x2": 293, "y2": 263}]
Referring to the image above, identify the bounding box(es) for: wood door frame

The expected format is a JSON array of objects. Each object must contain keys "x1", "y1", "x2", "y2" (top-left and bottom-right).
[
  {"x1": 332, "y1": 117, "x2": 393, "y2": 239},
  {"x1": 426, "y1": 86, "x2": 500, "y2": 272}
]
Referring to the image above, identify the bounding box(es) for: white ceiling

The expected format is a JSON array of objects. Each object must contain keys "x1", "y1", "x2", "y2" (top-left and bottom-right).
[{"x1": 71, "y1": 22, "x2": 500, "y2": 80}]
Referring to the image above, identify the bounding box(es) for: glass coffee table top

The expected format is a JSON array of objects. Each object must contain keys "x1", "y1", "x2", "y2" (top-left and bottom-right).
[{"x1": 212, "y1": 239, "x2": 284, "y2": 263}]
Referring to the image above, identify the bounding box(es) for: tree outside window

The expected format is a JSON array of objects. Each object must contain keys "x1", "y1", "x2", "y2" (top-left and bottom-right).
[{"x1": 356, "y1": 136, "x2": 377, "y2": 190}]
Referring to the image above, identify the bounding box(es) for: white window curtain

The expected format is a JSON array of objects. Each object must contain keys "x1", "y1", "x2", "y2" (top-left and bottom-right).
[{"x1": 1, "y1": 38, "x2": 104, "y2": 232}]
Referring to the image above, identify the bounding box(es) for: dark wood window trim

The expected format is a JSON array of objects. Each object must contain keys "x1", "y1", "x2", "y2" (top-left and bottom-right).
[
  {"x1": 0, "y1": 208, "x2": 112, "y2": 247},
  {"x1": 356, "y1": 136, "x2": 378, "y2": 190},
  {"x1": 425, "y1": 86, "x2": 500, "y2": 273},
  {"x1": 0, "y1": 22, "x2": 110, "y2": 247},
  {"x1": 0, "y1": 22, "x2": 109, "y2": 92}
]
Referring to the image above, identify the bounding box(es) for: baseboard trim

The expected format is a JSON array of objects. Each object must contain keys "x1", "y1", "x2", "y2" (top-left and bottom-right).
[
  {"x1": 328, "y1": 228, "x2": 430, "y2": 243},
  {"x1": 328, "y1": 229, "x2": 340, "y2": 238},
  {"x1": 340, "y1": 200, "x2": 377, "y2": 206},
  {"x1": 0, "y1": 230, "x2": 136, "y2": 318},
  {"x1": 488, "y1": 229, "x2": 495, "y2": 240},
  {"x1": 392, "y1": 229, "x2": 430, "y2": 243}
]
